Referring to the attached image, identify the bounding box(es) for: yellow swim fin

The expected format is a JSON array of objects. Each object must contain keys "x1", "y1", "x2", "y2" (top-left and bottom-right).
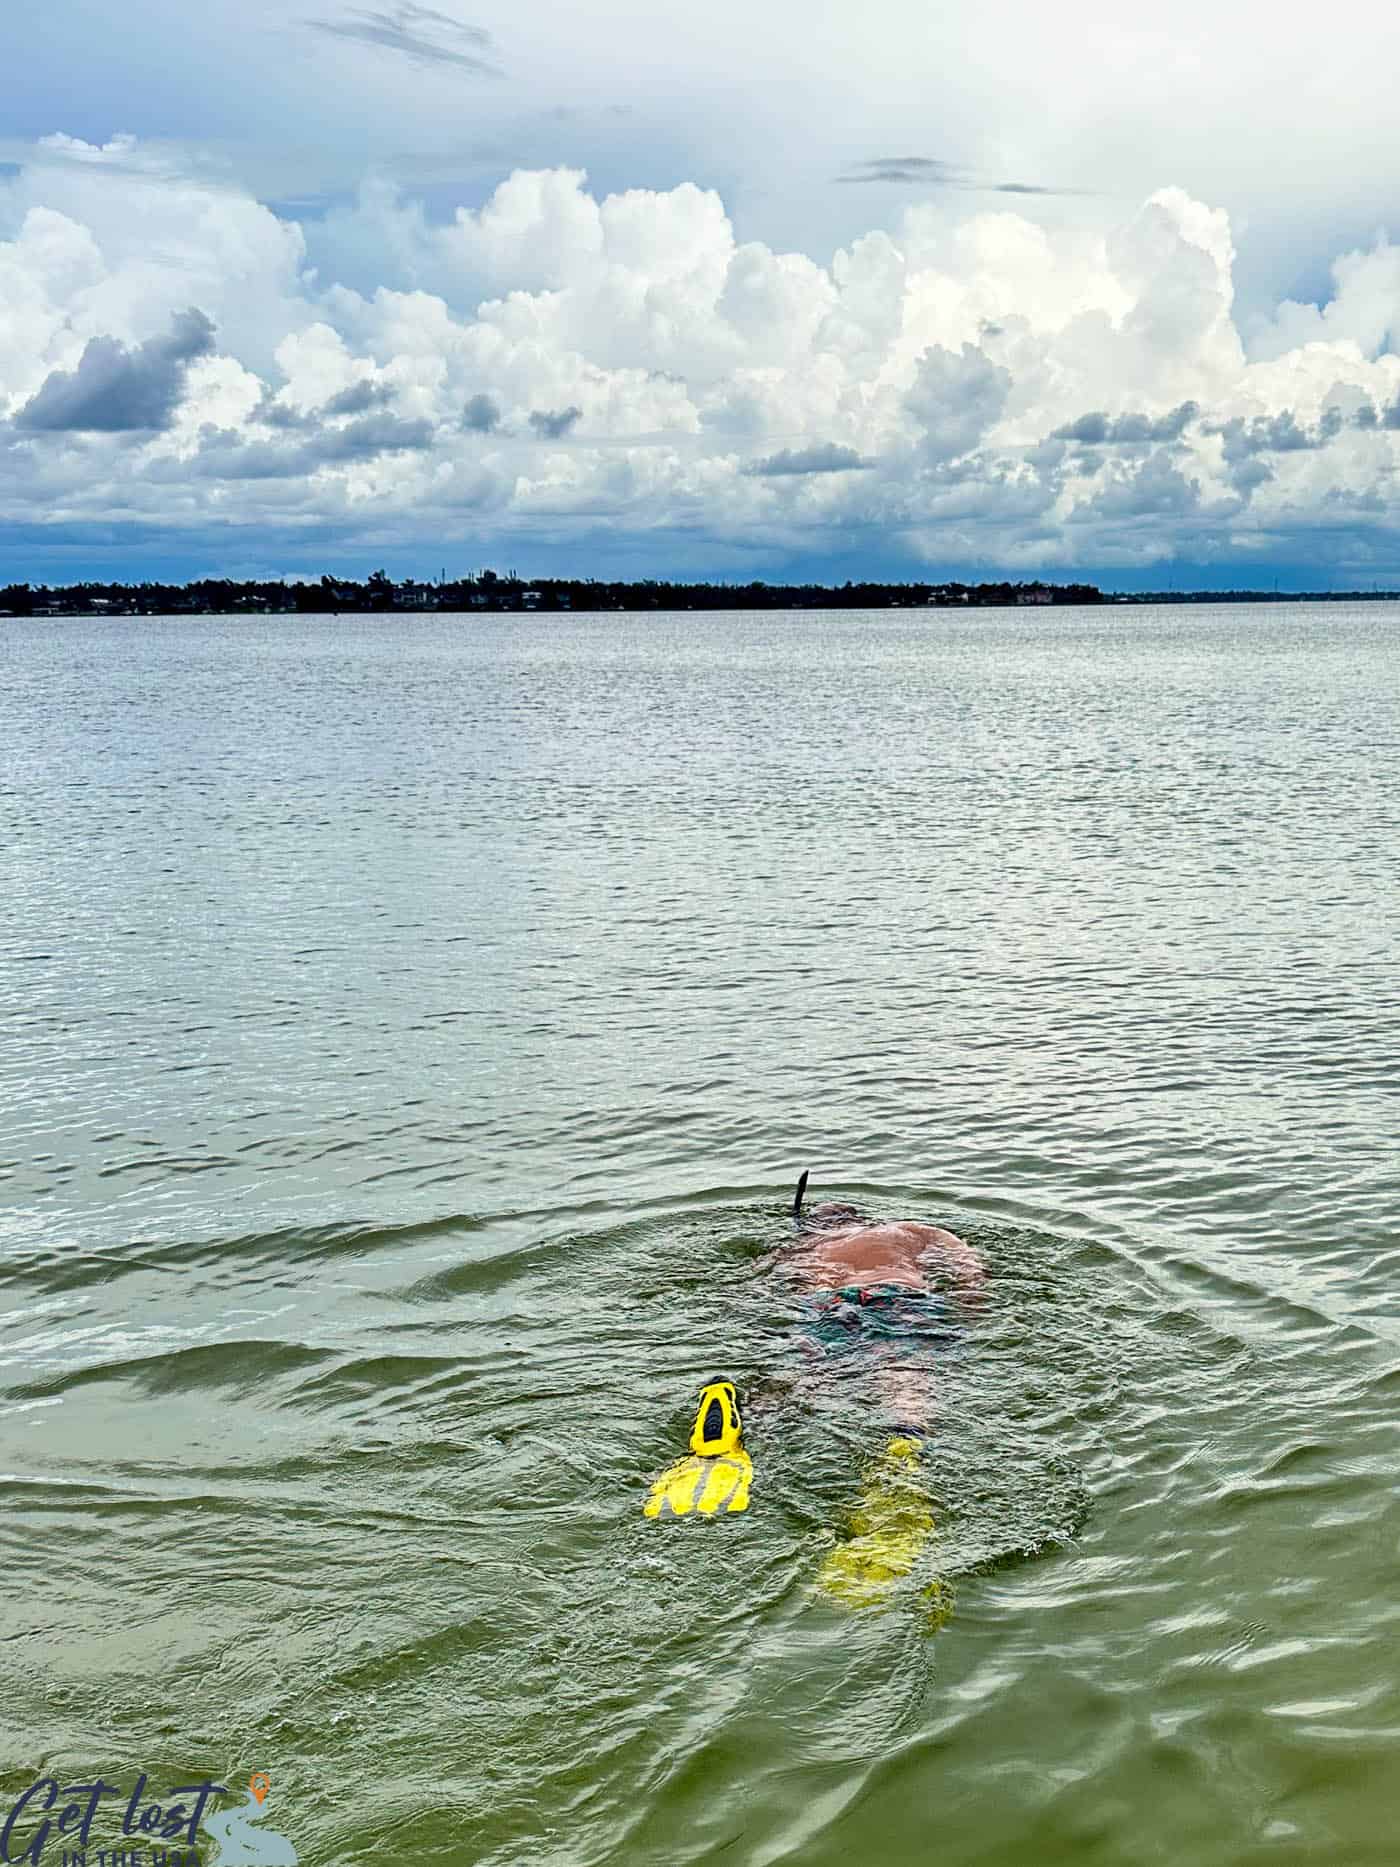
[
  {"x1": 816, "y1": 1436, "x2": 952, "y2": 1624},
  {"x1": 644, "y1": 1381, "x2": 752, "y2": 1517},
  {"x1": 644, "y1": 1447, "x2": 752, "y2": 1517}
]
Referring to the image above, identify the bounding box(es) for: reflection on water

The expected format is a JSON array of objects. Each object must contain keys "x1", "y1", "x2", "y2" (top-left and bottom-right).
[{"x1": 4, "y1": 604, "x2": 1400, "y2": 1865}]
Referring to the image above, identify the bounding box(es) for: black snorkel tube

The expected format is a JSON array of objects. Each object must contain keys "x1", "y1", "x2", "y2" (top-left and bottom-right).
[{"x1": 792, "y1": 1169, "x2": 809, "y2": 1228}]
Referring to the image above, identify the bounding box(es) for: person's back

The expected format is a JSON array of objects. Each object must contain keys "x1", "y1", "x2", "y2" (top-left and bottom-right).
[
  {"x1": 785, "y1": 1178, "x2": 985, "y2": 1300},
  {"x1": 793, "y1": 1216, "x2": 984, "y2": 1297}
]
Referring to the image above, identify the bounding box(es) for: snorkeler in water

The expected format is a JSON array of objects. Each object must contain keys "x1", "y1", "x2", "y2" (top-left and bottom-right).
[
  {"x1": 777, "y1": 1172, "x2": 986, "y2": 1612},
  {"x1": 644, "y1": 1171, "x2": 985, "y2": 1610},
  {"x1": 780, "y1": 1169, "x2": 986, "y2": 1430}
]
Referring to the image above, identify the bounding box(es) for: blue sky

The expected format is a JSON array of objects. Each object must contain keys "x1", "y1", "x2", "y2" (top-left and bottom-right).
[{"x1": 3, "y1": 0, "x2": 1400, "y2": 587}]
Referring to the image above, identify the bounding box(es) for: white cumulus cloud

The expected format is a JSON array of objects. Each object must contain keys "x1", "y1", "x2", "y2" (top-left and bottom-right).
[{"x1": 2, "y1": 133, "x2": 1400, "y2": 580}]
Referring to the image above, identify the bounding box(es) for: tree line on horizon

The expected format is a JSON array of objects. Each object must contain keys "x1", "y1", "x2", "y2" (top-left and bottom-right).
[
  {"x1": 7, "y1": 572, "x2": 1390, "y2": 616},
  {"x1": 0, "y1": 568, "x2": 1105, "y2": 615}
]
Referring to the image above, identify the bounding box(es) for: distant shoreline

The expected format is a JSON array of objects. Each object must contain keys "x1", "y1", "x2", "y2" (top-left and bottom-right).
[{"x1": 3, "y1": 571, "x2": 1399, "y2": 619}]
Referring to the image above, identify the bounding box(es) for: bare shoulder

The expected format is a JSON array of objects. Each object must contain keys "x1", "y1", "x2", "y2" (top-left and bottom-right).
[
  {"x1": 895, "y1": 1220, "x2": 986, "y2": 1289},
  {"x1": 893, "y1": 1219, "x2": 968, "y2": 1248},
  {"x1": 871, "y1": 1218, "x2": 968, "y2": 1251}
]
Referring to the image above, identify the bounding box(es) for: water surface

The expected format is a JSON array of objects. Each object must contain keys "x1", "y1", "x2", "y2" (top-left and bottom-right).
[{"x1": 4, "y1": 604, "x2": 1400, "y2": 1865}]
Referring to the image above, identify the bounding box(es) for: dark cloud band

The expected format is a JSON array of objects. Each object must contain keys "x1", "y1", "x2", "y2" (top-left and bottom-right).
[
  {"x1": 17, "y1": 308, "x2": 215, "y2": 433},
  {"x1": 529, "y1": 405, "x2": 581, "y2": 438},
  {"x1": 746, "y1": 443, "x2": 872, "y2": 476}
]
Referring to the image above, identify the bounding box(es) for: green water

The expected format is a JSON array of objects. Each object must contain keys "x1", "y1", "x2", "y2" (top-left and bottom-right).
[{"x1": 4, "y1": 605, "x2": 1400, "y2": 1865}]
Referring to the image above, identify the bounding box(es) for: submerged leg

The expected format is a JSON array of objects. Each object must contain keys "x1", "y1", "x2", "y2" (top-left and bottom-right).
[{"x1": 874, "y1": 1353, "x2": 941, "y2": 1432}]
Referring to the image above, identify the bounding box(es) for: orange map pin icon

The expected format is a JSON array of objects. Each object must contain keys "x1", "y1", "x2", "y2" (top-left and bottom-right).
[{"x1": 250, "y1": 1774, "x2": 270, "y2": 1805}]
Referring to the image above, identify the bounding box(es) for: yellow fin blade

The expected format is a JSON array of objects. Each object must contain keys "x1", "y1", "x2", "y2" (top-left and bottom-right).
[
  {"x1": 643, "y1": 1448, "x2": 752, "y2": 1517},
  {"x1": 816, "y1": 1436, "x2": 947, "y2": 1616}
]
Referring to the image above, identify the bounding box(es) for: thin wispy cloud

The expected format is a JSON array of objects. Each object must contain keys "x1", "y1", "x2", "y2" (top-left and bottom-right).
[
  {"x1": 993, "y1": 181, "x2": 1080, "y2": 196},
  {"x1": 306, "y1": 4, "x2": 501, "y2": 75},
  {"x1": 836, "y1": 156, "x2": 1088, "y2": 197},
  {"x1": 835, "y1": 157, "x2": 963, "y2": 186}
]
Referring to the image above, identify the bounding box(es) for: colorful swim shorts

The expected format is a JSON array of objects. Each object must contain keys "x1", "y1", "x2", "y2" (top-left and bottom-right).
[{"x1": 800, "y1": 1284, "x2": 962, "y2": 1356}]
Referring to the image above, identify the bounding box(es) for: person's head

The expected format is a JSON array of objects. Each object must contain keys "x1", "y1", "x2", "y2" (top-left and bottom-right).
[{"x1": 801, "y1": 1200, "x2": 862, "y2": 1233}]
